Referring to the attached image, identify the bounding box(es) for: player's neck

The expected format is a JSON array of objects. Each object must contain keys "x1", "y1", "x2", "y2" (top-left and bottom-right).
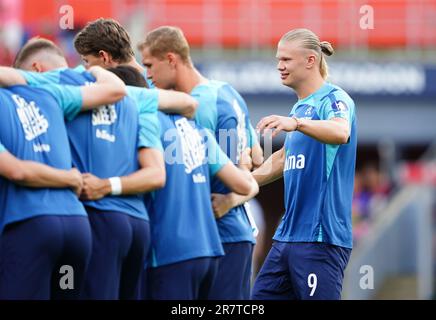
[
  {"x1": 124, "y1": 58, "x2": 145, "y2": 74},
  {"x1": 175, "y1": 65, "x2": 207, "y2": 94},
  {"x1": 294, "y1": 75, "x2": 325, "y2": 100}
]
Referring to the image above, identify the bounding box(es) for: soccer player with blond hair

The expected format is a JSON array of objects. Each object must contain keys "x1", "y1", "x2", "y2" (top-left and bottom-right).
[{"x1": 252, "y1": 28, "x2": 357, "y2": 300}]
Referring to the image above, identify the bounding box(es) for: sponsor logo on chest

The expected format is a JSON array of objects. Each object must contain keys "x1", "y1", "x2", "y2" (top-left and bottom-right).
[{"x1": 284, "y1": 153, "x2": 306, "y2": 171}]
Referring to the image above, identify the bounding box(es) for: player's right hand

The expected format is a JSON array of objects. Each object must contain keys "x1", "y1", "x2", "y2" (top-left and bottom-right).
[{"x1": 256, "y1": 115, "x2": 298, "y2": 138}]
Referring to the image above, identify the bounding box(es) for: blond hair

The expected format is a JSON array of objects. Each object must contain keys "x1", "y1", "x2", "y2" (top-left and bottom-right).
[
  {"x1": 280, "y1": 28, "x2": 334, "y2": 79},
  {"x1": 138, "y1": 26, "x2": 192, "y2": 65},
  {"x1": 14, "y1": 37, "x2": 65, "y2": 68}
]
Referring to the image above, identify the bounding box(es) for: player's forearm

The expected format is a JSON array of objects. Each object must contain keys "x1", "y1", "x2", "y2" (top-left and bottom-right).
[
  {"x1": 252, "y1": 148, "x2": 284, "y2": 187},
  {"x1": 226, "y1": 148, "x2": 261, "y2": 206},
  {"x1": 95, "y1": 166, "x2": 165, "y2": 197},
  {"x1": 0, "y1": 67, "x2": 27, "y2": 86},
  {"x1": 120, "y1": 166, "x2": 166, "y2": 194},
  {"x1": 88, "y1": 66, "x2": 124, "y2": 87},
  {"x1": 84, "y1": 66, "x2": 127, "y2": 107},
  {"x1": 228, "y1": 181, "x2": 259, "y2": 209},
  {"x1": 297, "y1": 118, "x2": 349, "y2": 145},
  {"x1": 11, "y1": 161, "x2": 74, "y2": 188},
  {"x1": 236, "y1": 166, "x2": 260, "y2": 196},
  {"x1": 216, "y1": 163, "x2": 256, "y2": 196},
  {"x1": 82, "y1": 66, "x2": 126, "y2": 109},
  {"x1": 157, "y1": 89, "x2": 198, "y2": 118}
]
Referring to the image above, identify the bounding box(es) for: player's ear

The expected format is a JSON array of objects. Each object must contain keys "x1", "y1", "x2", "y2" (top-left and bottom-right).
[
  {"x1": 31, "y1": 62, "x2": 43, "y2": 73},
  {"x1": 167, "y1": 53, "x2": 177, "y2": 68},
  {"x1": 98, "y1": 50, "x2": 111, "y2": 66},
  {"x1": 306, "y1": 54, "x2": 317, "y2": 69}
]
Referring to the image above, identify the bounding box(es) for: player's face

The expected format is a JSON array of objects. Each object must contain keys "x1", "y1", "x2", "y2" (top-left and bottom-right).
[
  {"x1": 276, "y1": 41, "x2": 308, "y2": 88},
  {"x1": 141, "y1": 47, "x2": 176, "y2": 90}
]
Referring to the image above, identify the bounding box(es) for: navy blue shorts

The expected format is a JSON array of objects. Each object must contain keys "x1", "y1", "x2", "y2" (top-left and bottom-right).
[
  {"x1": 208, "y1": 242, "x2": 253, "y2": 300},
  {"x1": 251, "y1": 242, "x2": 351, "y2": 300},
  {"x1": 0, "y1": 215, "x2": 92, "y2": 300},
  {"x1": 81, "y1": 207, "x2": 150, "y2": 300},
  {"x1": 145, "y1": 256, "x2": 220, "y2": 300}
]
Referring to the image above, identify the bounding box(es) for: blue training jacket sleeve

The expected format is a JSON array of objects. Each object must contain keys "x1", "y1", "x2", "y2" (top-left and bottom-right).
[
  {"x1": 39, "y1": 84, "x2": 83, "y2": 121},
  {"x1": 0, "y1": 141, "x2": 6, "y2": 153},
  {"x1": 192, "y1": 86, "x2": 218, "y2": 133},
  {"x1": 73, "y1": 65, "x2": 87, "y2": 73},
  {"x1": 204, "y1": 129, "x2": 230, "y2": 177},
  {"x1": 321, "y1": 92, "x2": 353, "y2": 123},
  {"x1": 127, "y1": 86, "x2": 162, "y2": 151},
  {"x1": 17, "y1": 69, "x2": 62, "y2": 86},
  {"x1": 138, "y1": 111, "x2": 163, "y2": 152},
  {"x1": 126, "y1": 86, "x2": 159, "y2": 113},
  {"x1": 320, "y1": 91, "x2": 355, "y2": 134}
]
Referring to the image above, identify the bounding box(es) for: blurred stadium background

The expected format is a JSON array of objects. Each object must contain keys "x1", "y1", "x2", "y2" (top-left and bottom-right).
[{"x1": 1, "y1": 0, "x2": 435, "y2": 300}]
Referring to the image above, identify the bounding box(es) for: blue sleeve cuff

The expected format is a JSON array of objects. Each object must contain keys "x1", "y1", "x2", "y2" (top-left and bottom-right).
[
  {"x1": 204, "y1": 129, "x2": 230, "y2": 177},
  {"x1": 138, "y1": 111, "x2": 163, "y2": 152},
  {"x1": 40, "y1": 84, "x2": 83, "y2": 121},
  {"x1": 17, "y1": 69, "x2": 61, "y2": 86}
]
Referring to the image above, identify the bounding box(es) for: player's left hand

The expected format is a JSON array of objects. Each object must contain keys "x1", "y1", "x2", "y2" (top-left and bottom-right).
[
  {"x1": 256, "y1": 115, "x2": 298, "y2": 138},
  {"x1": 211, "y1": 193, "x2": 234, "y2": 219},
  {"x1": 80, "y1": 173, "x2": 111, "y2": 200}
]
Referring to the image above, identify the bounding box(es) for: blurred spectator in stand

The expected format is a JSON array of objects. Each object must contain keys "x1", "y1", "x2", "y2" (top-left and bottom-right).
[
  {"x1": 0, "y1": 0, "x2": 23, "y2": 66},
  {"x1": 352, "y1": 170, "x2": 371, "y2": 243},
  {"x1": 352, "y1": 163, "x2": 392, "y2": 244}
]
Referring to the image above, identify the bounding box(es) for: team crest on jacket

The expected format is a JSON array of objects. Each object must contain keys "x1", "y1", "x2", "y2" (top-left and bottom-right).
[
  {"x1": 332, "y1": 100, "x2": 348, "y2": 112},
  {"x1": 304, "y1": 106, "x2": 315, "y2": 117}
]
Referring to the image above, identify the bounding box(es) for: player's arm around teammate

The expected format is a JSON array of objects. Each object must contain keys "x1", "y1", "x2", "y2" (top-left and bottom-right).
[
  {"x1": 156, "y1": 89, "x2": 198, "y2": 118},
  {"x1": 0, "y1": 66, "x2": 27, "y2": 85},
  {"x1": 0, "y1": 143, "x2": 83, "y2": 196},
  {"x1": 0, "y1": 65, "x2": 126, "y2": 108},
  {"x1": 80, "y1": 65, "x2": 126, "y2": 109},
  {"x1": 211, "y1": 148, "x2": 260, "y2": 218},
  {"x1": 211, "y1": 146, "x2": 259, "y2": 198},
  {"x1": 77, "y1": 66, "x2": 172, "y2": 200},
  {"x1": 79, "y1": 146, "x2": 165, "y2": 200}
]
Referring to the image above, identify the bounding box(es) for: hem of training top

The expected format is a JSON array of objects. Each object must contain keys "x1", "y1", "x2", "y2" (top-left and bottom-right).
[
  {"x1": 219, "y1": 235, "x2": 256, "y2": 244},
  {"x1": 2, "y1": 212, "x2": 87, "y2": 232},
  {"x1": 272, "y1": 236, "x2": 353, "y2": 249},
  {"x1": 150, "y1": 249, "x2": 224, "y2": 268},
  {"x1": 83, "y1": 204, "x2": 149, "y2": 221}
]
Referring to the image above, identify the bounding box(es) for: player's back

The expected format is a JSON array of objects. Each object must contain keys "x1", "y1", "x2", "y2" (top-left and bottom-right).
[
  {"x1": 0, "y1": 86, "x2": 86, "y2": 232},
  {"x1": 144, "y1": 112, "x2": 224, "y2": 268}
]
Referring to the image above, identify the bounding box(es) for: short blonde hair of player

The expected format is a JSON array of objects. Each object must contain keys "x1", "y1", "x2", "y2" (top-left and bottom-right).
[
  {"x1": 280, "y1": 28, "x2": 334, "y2": 80},
  {"x1": 138, "y1": 26, "x2": 193, "y2": 66}
]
